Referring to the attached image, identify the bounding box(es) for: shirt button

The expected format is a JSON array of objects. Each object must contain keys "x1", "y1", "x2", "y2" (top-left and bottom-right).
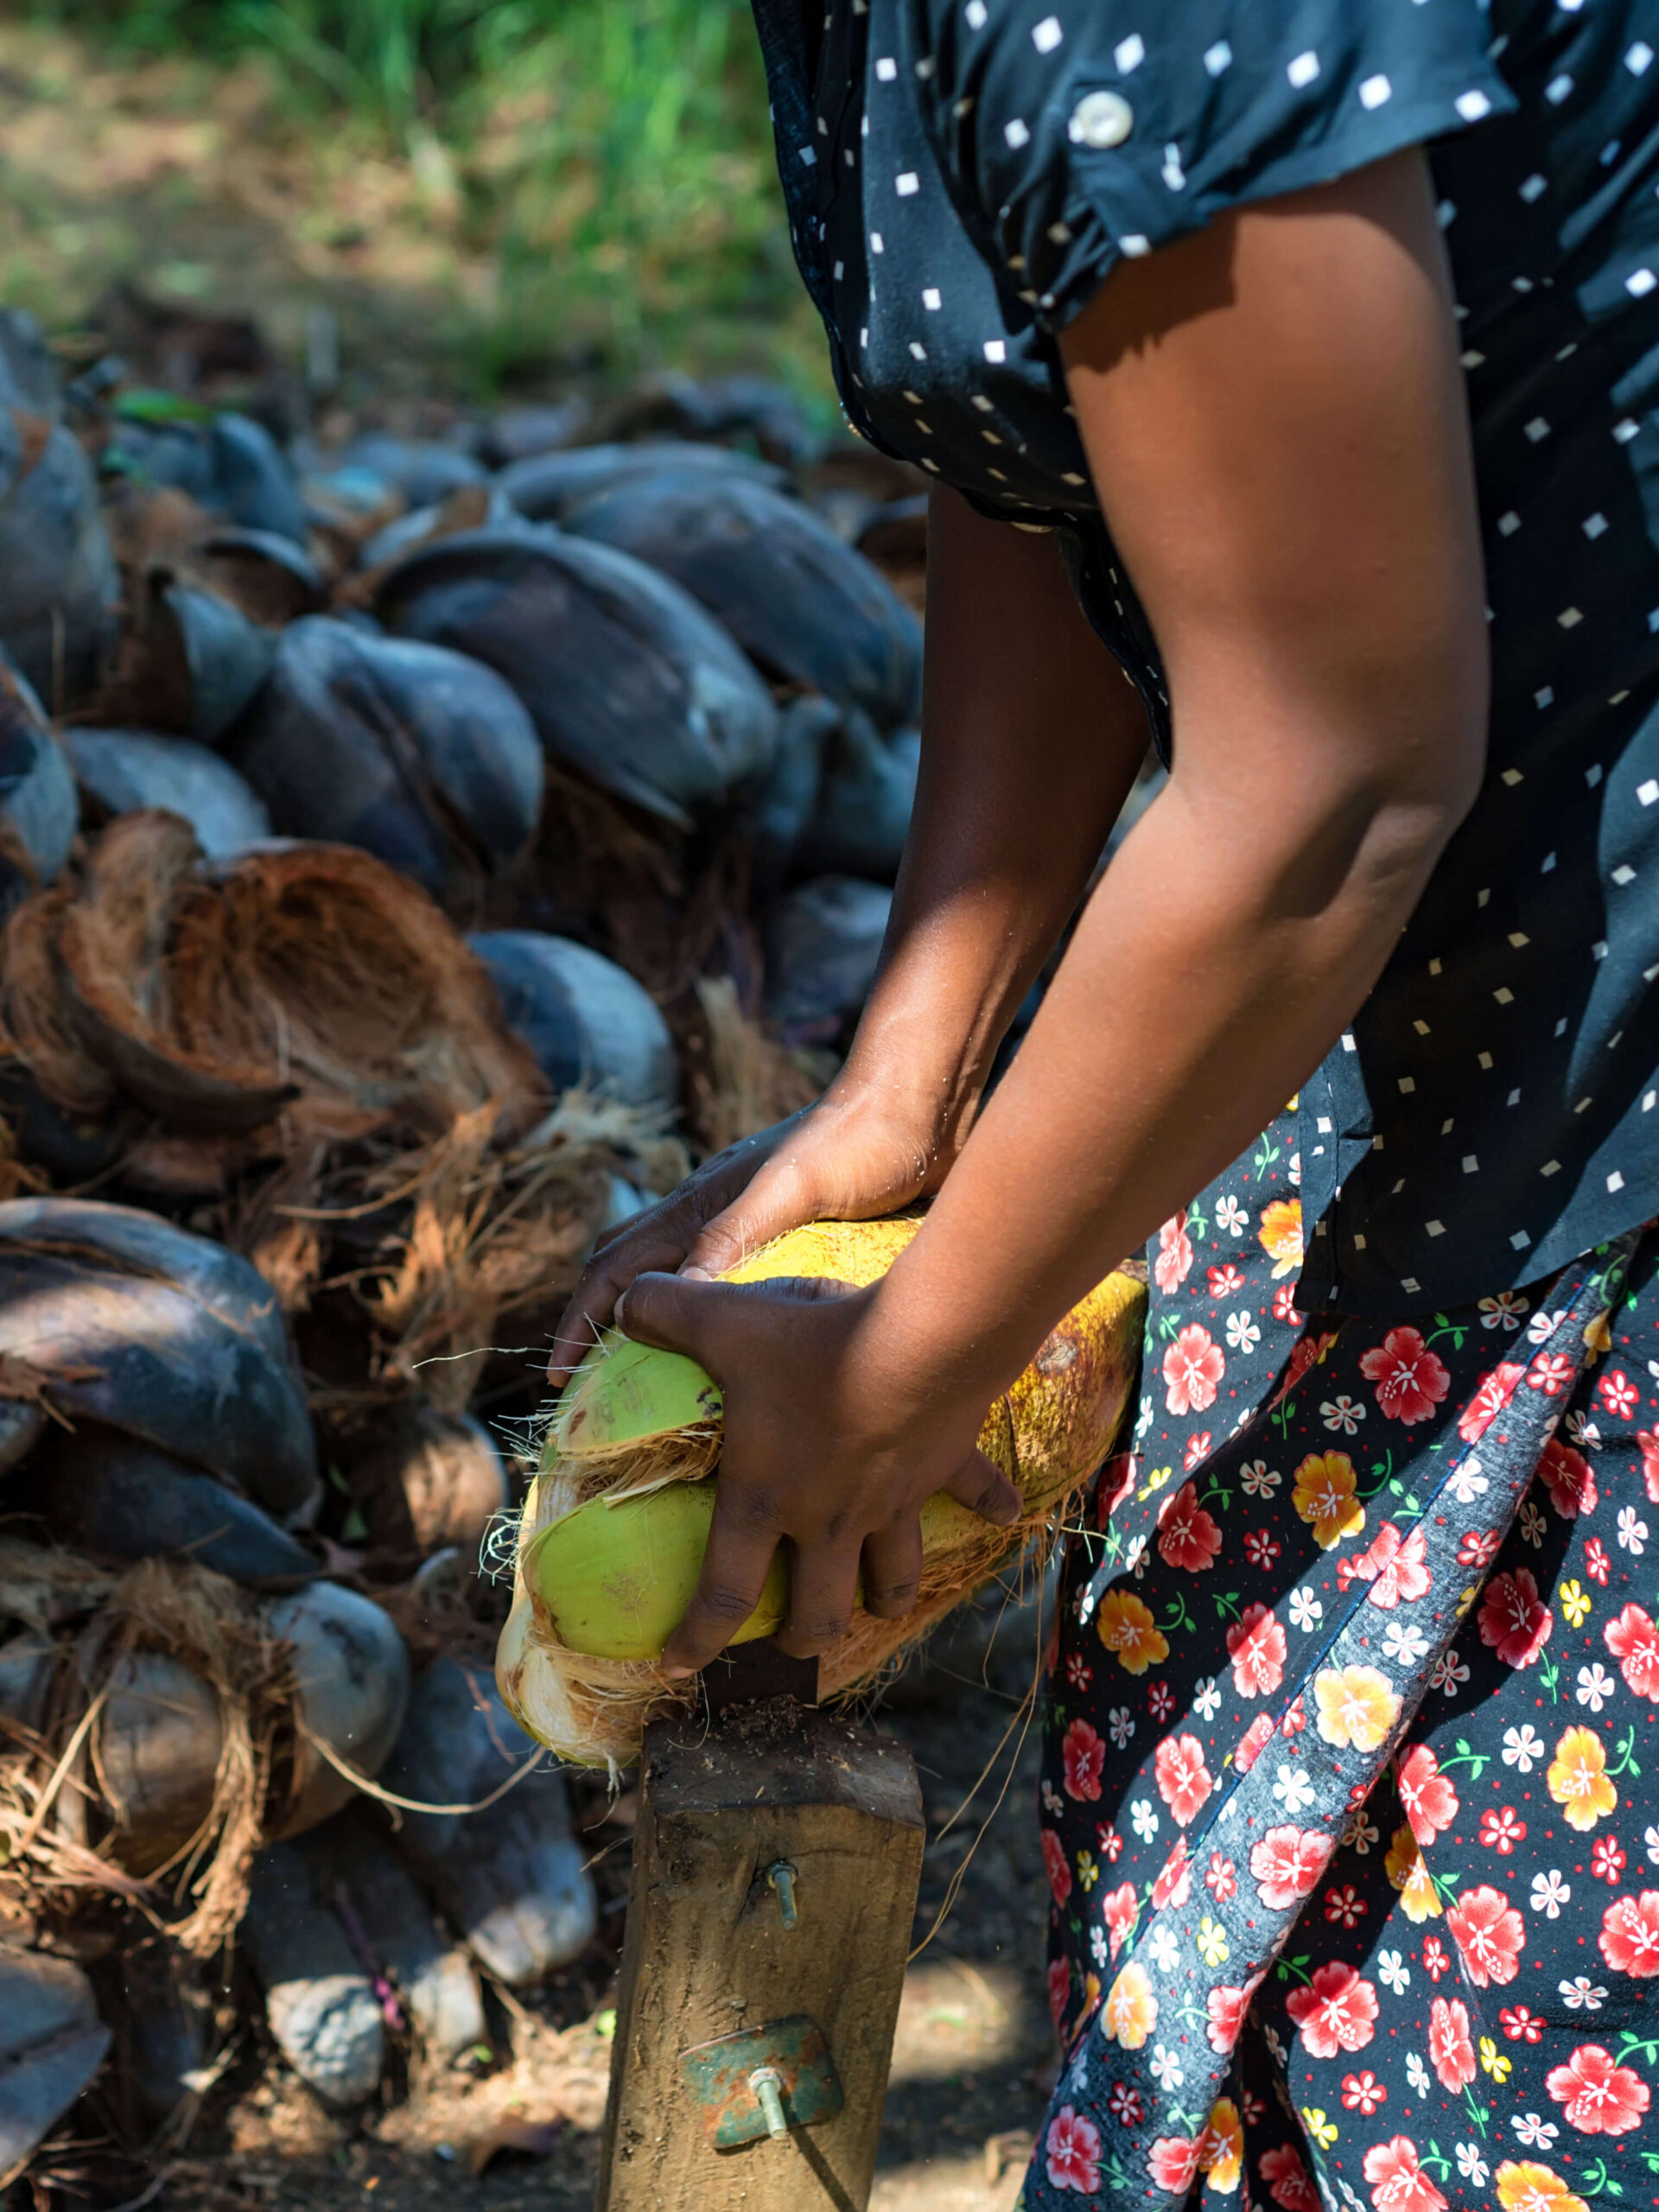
[{"x1": 1069, "y1": 89, "x2": 1135, "y2": 149}]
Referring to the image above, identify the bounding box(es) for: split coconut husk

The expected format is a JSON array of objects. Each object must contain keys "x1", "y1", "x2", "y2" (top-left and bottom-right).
[{"x1": 497, "y1": 1217, "x2": 1146, "y2": 1771}]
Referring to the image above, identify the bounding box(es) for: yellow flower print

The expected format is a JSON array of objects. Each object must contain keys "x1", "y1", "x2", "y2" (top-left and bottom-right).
[
  {"x1": 1102, "y1": 1961, "x2": 1157, "y2": 2050},
  {"x1": 1480, "y1": 2036, "x2": 1512, "y2": 2084},
  {"x1": 1084, "y1": 1970, "x2": 1101, "y2": 2017},
  {"x1": 1313, "y1": 1665, "x2": 1401, "y2": 1752},
  {"x1": 1495, "y1": 2164, "x2": 1590, "y2": 2212},
  {"x1": 1301, "y1": 2108, "x2": 1338, "y2": 2152},
  {"x1": 1383, "y1": 1823, "x2": 1443, "y2": 1922},
  {"x1": 1197, "y1": 1916, "x2": 1230, "y2": 1968},
  {"x1": 1200, "y1": 2098, "x2": 1243, "y2": 2195},
  {"x1": 1077, "y1": 1849, "x2": 1099, "y2": 1892},
  {"x1": 1548, "y1": 1726, "x2": 1618, "y2": 1832},
  {"x1": 1560, "y1": 1580, "x2": 1592, "y2": 1629},
  {"x1": 1258, "y1": 1198, "x2": 1304, "y2": 1278},
  {"x1": 1096, "y1": 1588, "x2": 1170, "y2": 1675},
  {"x1": 1136, "y1": 1462, "x2": 1176, "y2": 1503},
  {"x1": 1585, "y1": 1311, "x2": 1614, "y2": 1357},
  {"x1": 1292, "y1": 1451, "x2": 1366, "y2": 1550}
]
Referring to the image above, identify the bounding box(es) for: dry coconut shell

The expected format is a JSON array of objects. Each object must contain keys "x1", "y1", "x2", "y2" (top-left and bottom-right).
[{"x1": 499, "y1": 1217, "x2": 1146, "y2": 1770}]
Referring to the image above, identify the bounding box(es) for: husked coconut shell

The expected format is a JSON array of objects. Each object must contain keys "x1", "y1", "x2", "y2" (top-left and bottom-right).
[
  {"x1": 65, "y1": 728, "x2": 270, "y2": 855},
  {"x1": 267, "y1": 1581, "x2": 410, "y2": 1839},
  {"x1": 311, "y1": 1808, "x2": 486, "y2": 2061},
  {"x1": 764, "y1": 874, "x2": 893, "y2": 1041},
  {"x1": 496, "y1": 439, "x2": 789, "y2": 524},
  {"x1": 378, "y1": 1657, "x2": 595, "y2": 1986},
  {"x1": 470, "y1": 931, "x2": 676, "y2": 1106},
  {"x1": 343, "y1": 435, "x2": 486, "y2": 512},
  {"x1": 480, "y1": 400, "x2": 590, "y2": 469},
  {"x1": 226, "y1": 618, "x2": 543, "y2": 902},
  {"x1": 373, "y1": 528, "x2": 779, "y2": 826},
  {"x1": 0, "y1": 1198, "x2": 317, "y2": 1512},
  {"x1": 0, "y1": 1946, "x2": 111, "y2": 2173},
  {"x1": 792, "y1": 714, "x2": 918, "y2": 883},
  {"x1": 0, "y1": 402, "x2": 118, "y2": 705},
  {"x1": 347, "y1": 1402, "x2": 508, "y2": 1566},
  {"x1": 594, "y1": 371, "x2": 817, "y2": 466},
  {"x1": 110, "y1": 415, "x2": 306, "y2": 545},
  {"x1": 98, "y1": 1649, "x2": 225, "y2": 1874},
  {"x1": 102, "y1": 574, "x2": 276, "y2": 747},
  {"x1": 194, "y1": 526, "x2": 327, "y2": 626},
  {"x1": 355, "y1": 482, "x2": 519, "y2": 572},
  {"x1": 0, "y1": 1629, "x2": 56, "y2": 1732},
  {"x1": 242, "y1": 1841, "x2": 384, "y2": 2106},
  {"x1": 0, "y1": 661, "x2": 77, "y2": 914},
  {"x1": 565, "y1": 470, "x2": 922, "y2": 730}
]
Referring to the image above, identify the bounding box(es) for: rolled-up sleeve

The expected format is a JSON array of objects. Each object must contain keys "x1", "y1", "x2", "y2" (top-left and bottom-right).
[{"x1": 911, "y1": 0, "x2": 1516, "y2": 333}]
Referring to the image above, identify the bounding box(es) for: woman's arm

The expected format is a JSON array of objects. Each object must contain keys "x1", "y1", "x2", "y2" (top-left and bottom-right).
[
  {"x1": 618, "y1": 149, "x2": 1491, "y2": 1669},
  {"x1": 548, "y1": 488, "x2": 1149, "y2": 1376}
]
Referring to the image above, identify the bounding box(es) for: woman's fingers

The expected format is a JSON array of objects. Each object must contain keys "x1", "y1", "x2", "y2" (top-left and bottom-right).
[
  {"x1": 680, "y1": 1155, "x2": 820, "y2": 1280},
  {"x1": 942, "y1": 1449, "x2": 1024, "y2": 1527},
  {"x1": 776, "y1": 1536, "x2": 864, "y2": 1659},
  {"x1": 547, "y1": 1224, "x2": 698, "y2": 1384},
  {"x1": 861, "y1": 1518, "x2": 925, "y2": 1618},
  {"x1": 661, "y1": 1485, "x2": 787, "y2": 1678}
]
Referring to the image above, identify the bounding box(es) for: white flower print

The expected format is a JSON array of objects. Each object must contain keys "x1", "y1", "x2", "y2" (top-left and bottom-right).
[
  {"x1": 1567, "y1": 1411, "x2": 1602, "y2": 1451},
  {"x1": 1233, "y1": 1405, "x2": 1255, "y2": 1434},
  {"x1": 1532, "y1": 1870, "x2": 1571, "y2": 1918},
  {"x1": 1503, "y1": 1725, "x2": 1545, "y2": 1774},
  {"x1": 1272, "y1": 1764, "x2": 1314, "y2": 1816},
  {"x1": 1193, "y1": 1675, "x2": 1222, "y2": 1721},
  {"x1": 1041, "y1": 1779, "x2": 1065, "y2": 1816},
  {"x1": 1216, "y1": 1194, "x2": 1249, "y2": 1236},
  {"x1": 1130, "y1": 1796, "x2": 1160, "y2": 1842},
  {"x1": 1456, "y1": 2147, "x2": 1490, "y2": 2188},
  {"x1": 1512, "y1": 2116, "x2": 1560, "y2": 2151},
  {"x1": 1378, "y1": 1948, "x2": 1410, "y2": 1995},
  {"x1": 1075, "y1": 1581, "x2": 1098, "y2": 1625},
  {"x1": 1265, "y1": 2023, "x2": 1287, "y2": 2067},
  {"x1": 1405, "y1": 2051, "x2": 1430, "y2": 2098},
  {"x1": 1090, "y1": 1923, "x2": 1109, "y2": 1967},
  {"x1": 1430, "y1": 1647, "x2": 1470, "y2": 1697},
  {"x1": 1560, "y1": 1975, "x2": 1606, "y2": 2010},
  {"x1": 1527, "y1": 1307, "x2": 1564, "y2": 1345},
  {"x1": 1479, "y1": 1291, "x2": 1530, "y2": 1332},
  {"x1": 1124, "y1": 1533, "x2": 1148, "y2": 1578},
  {"x1": 1519, "y1": 1499, "x2": 1546, "y2": 1547},
  {"x1": 1147, "y1": 1924, "x2": 1179, "y2": 1971},
  {"x1": 1577, "y1": 1662, "x2": 1617, "y2": 1712},
  {"x1": 1321, "y1": 1395, "x2": 1366, "y2": 1435},
  {"x1": 1108, "y1": 1707, "x2": 1135, "y2": 1751},
  {"x1": 1065, "y1": 2041, "x2": 1090, "y2": 2098},
  {"x1": 1289, "y1": 1589, "x2": 1324, "y2": 1632},
  {"x1": 1382, "y1": 1620, "x2": 1431, "y2": 1666},
  {"x1": 1646, "y1": 1823, "x2": 1659, "y2": 1866},
  {"x1": 1619, "y1": 1506, "x2": 1649, "y2": 1556},
  {"x1": 1448, "y1": 1463, "x2": 1491, "y2": 1506},
  {"x1": 1149, "y1": 2043, "x2": 1184, "y2": 2090},
  {"x1": 1225, "y1": 1308, "x2": 1261, "y2": 1355},
  {"x1": 1135, "y1": 1393, "x2": 1154, "y2": 1440},
  {"x1": 1342, "y1": 1810, "x2": 1380, "y2": 1857},
  {"x1": 1241, "y1": 1459, "x2": 1281, "y2": 1498},
  {"x1": 1288, "y1": 1151, "x2": 1301, "y2": 1187}
]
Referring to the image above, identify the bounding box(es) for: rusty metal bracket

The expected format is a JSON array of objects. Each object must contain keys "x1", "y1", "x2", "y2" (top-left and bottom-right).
[{"x1": 677, "y1": 2015, "x2": 844, "y2": 2149}]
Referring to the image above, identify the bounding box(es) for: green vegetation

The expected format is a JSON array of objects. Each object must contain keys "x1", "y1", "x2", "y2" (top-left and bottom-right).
[{"x1": 14, "y1": 0, "x2": 828, "y2": 395}]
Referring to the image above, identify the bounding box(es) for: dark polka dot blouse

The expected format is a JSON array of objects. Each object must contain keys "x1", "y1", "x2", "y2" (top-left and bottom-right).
[{"x1": 749, "y1": 0, "x2": 1659, "y2": 1316}]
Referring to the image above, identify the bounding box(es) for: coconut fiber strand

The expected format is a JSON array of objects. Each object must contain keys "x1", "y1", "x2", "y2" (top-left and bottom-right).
[{"x1": 498, "y1": 1217, "x2": 1146, "y2": 1771}]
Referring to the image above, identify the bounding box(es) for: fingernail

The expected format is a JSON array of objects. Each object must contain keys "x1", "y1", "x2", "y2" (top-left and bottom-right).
[
  {"x1": 679, "y1": 1264, "x2": 712, "y2": 1281},
  {"x1": 661, "y1": 1662, "x2": 694, "y2": 1680}
]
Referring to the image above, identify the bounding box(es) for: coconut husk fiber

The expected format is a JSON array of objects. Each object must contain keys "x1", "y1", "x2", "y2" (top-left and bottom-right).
[{"x1": 498, "y1": 1217, "x2": 1147, "y2": 1773}]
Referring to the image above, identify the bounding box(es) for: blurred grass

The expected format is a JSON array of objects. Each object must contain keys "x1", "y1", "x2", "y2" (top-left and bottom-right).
[{"x1": 9, "y1": 0, "x2": 830, "y2": 399}]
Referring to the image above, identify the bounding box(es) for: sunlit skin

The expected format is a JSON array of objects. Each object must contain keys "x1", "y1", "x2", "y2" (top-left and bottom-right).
[{"x1": 550, "y1": 149, "x2": 1490, "y2": 1676}]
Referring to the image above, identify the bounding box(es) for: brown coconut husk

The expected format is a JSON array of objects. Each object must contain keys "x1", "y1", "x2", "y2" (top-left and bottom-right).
[{"x1": 683, "y1": 976, "x2": 824, "y2": 1156}]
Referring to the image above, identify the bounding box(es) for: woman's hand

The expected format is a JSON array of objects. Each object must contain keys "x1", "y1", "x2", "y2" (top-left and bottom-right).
[
  {"x1": 547, "y1": 1084, "x2": 950, "y2": 1385},
  {"x1": 612, "y1": 1267, "x2": 1022, "y2": 1672}
]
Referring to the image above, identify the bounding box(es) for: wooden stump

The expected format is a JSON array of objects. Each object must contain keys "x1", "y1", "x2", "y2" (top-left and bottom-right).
[{"x1": 597, "y1": 1695, "x2": 925, "y2": 2212}]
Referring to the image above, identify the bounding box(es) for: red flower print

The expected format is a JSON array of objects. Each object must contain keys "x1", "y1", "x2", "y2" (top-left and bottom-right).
[
  {"x1": 1147, "y1": 2138, "x2": 1200, "y2": 2194},
  {"x1": 1346, "y1": 1521, "x2": 1431, "y2": 1609},
  {"x1": 1342, "y1": 2070, "x2": 1388, "y2": 2116},
  {"x1": 1245, "y1": 1528, "x2": 1282, "y2": 1567},
  {"x1": 1599, "y1": 1369, "x2": 1640, "y2": 1421},
  {"x1": 1250, "y1": 1824, "x2": 1332, "y2": 1909},
  {"x1": 1481, "y1": 1807, "x2": 1527, "y2": 1854},
  {"x1": 1098, "y1": 1822, "x2": 1122, "y2": 1862},
  {"x1": 1045, "y1": 2103, "x2": 1103, "y2": 2193},
  {"x1": 1228, "y1": 1602, "x2": 1287, "y2": 1698},
  {"x1": 1065, "y1": 1652, "x2": 1093, "y2": 1692},
  {"x1": 1287, "y1": 1961, "x2": 1379, "y2": 2056},
  {"x1": 1529, "y1": 1351, "x2": 1576, "y2": 1397},
  {"x1": 1605, "y1": 1604, "x2": 1659, "y2": 1700},
  {"x1": 1363, "y1": 2137, "x2": 1449, "y2": 2212},
  {"x1": 1103, "y1": 1881, "x2": 1138, "y2": 1961},
  {"x1": 1154, "y1": 1733, "x2": 1213, "y2": 1827},
  {"x1": 1540, "y1": 1437, "x2": 1599, "y2": 1519},
  {"x1": 1500, "y1": 2005, "x2": 1545, "y2": 2043},
  {"x1": 1397, "y1": 1744, "x2": 1459, "y2": 1846},
  {"x1": 1272, "y1": 1281, "x2": 1303, "y2": 1327},
  {"x1": 1281, "y1": 1691, "x2": 1306, "y2": 1738},
  {"x1": 1164, "y1": 1323, "x2": 1224, "y2": 1416},
  {"x1": 1459, "y1": 1362, "x2": 1525, "y2": 1444},
  {"x1": 1206, "y1": 1853, "x2": 1237, "y2": 1904},
  {"x1": 1446, "y1": 1883, "x2": 1525, "y2": 1987},
  {"x1": 1546, "y1": 2044, "x2": 1651, "y2": 2135},
  {"x1": 1236, "y1": 1713, "x2": 1275, "y2": 1771},
  {"x1": 1359, "y1": 1327, "x2": 1451, "y2": 1426},
  {"x1": 1586, "y1": 1536, "x2": 1611, "y2": 1584},
  {"x1": 1151, "y1": 1837, "x2": 1192, "y2": 1911},
  {"x1": 1261, "y1": 2145, "x2": 1319, "y2": 2212},
  {"x1": 1183, "y1": 1429, "x2": 1212, "y2": 1471},
  {"x1": 1156, "y1": 1479, "x2": 1222, "y2": 1573},
  {"x1": 1098, "y1": 1456, "x2": 1136, "y2": 1522},
  {"x1": 1428, "y1": 1995, "x2": 1477, "y2": 2091},
  {"x1": 1205, "y1": 1973, "x2": 1264, "y2": 2055},
  {"x1": 1041, "y1": 1826, "x2": 1072, "y2": 1906},
  {"x1": 1048, "y1": 1956, "x2": 1072, "y2": 2031},
  {"x1": 1208, "y1": 1262, "x2": 1245, "y2": 1301},
  {"x1": 1325, "y1": 1884, "x2": 1365, "y2": 1929},
  {"x1": 1641, "y1": 1428, "x2": 1659, "y2": 1505},
  {"x1": 1478, "y1": 1568, "x2": 1553, "y2": 1669},
  {"x1": 1592, "y1": 1838, "x2": 1627, "y2": 1885},
  {"x1": 1458, "y1": 1527, "x2": 1501, "y2": 1569},
  {"x1": 1147, "y1": 1681, "x2": 1175, "y2": 1724},
  {"x1": 1106, "y1": 2081, "x2": 1143, "y2": 2126},
  {"x1": 1600, "y1": 1890, "x2": 1659, "y2": 1975},
  {"x1": 1153, "y1": 1214, "x2": 1193, "y2": 1294},
  {"x1": 1061, "y1": 1718, "x2": 1104, "y2": 1802},
  {"x1": 1422, "y1": 1936, "x2": 1449, "y2": 1980}
]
